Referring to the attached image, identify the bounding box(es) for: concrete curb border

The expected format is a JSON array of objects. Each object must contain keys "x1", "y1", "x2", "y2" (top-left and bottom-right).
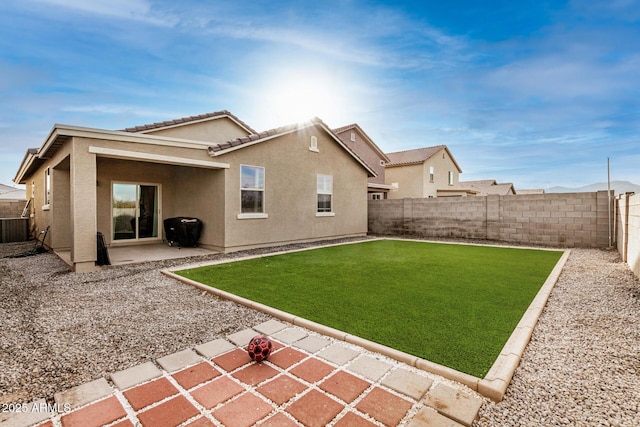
[{"x1": 161, "y1": 241, "x2": 571, "y2": 402}]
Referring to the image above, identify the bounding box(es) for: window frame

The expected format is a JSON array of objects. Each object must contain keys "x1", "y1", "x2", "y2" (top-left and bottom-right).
[
  {"x1": 238, "y1": 164, "x2": 268, "y2": 219},
  {"x1": 43, "y1": 167, "x2": 51, "y2": 210},
  {"x1": 448, "y1": 171, "x2": 454, "y2": 185},
  {"x1": 309, "y1": 135, "x2": 319, "y2": 152},
  {"x1": 429, "y1": 166, "x2": 434, "y2": 183},
  {"x1": 316, "y1": 174, "x2": 335, "y2": 216}
]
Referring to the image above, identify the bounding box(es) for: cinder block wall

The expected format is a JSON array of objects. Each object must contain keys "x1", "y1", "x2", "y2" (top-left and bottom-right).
[
  {"x1": 0, "y1": 199, "x2": 27, "y2": 218},
  {"x1": 368, "y1": 191, "x2": 614, "y2": 248}
]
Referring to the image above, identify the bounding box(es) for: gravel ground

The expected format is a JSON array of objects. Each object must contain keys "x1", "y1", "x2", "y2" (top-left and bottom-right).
[
  {"x1": 475, "y1": 248, "x2": 640, "y2": 427},
  {"x1": 2, "y1": 240, "x2": 639, "y2": 426},
  {"x1": 0, "y1": 238, "x2": 365, "y2": 405}
]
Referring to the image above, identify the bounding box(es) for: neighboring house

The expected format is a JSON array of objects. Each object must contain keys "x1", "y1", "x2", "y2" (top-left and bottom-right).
[
  {"x1": 13, "y1": 110, "x2": 375, "y2": 272},
  {"x1": 458, "y1": 180, "x2": 516, "y2": 196},
  {"x1": 517, "y1": 189, "x2": 545, "y2": 194},
  {"x1": 333, "y1": 124, "x2": 392, "y2": 199},
  {"x1": 384, "y1": 145, "x2": 473, "y2": 198},
  {"x1": 0, "y1": 183, "x2": 26, "y2": 200}
]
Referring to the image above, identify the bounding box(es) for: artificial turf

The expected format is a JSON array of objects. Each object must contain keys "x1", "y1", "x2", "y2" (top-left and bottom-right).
[{"x1": 177, "y1": 240, "x2": 563, "y2": 377}]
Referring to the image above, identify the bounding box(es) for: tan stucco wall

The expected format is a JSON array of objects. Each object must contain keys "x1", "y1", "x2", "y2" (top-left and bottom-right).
[
  {"x1": 385, "y1": 148, "x2": 460, "y2": 199},
  {"x1": 385, "y1": 164, "x2": 423, "y2": 199},
  {"x1": 337, "y1": 129, "x2": 386, "y2": 185},
  {"x1": 21, "y1": 123, "x2": 369, "y2": 267},
  {"x1": 143, "y1": 117, "x2": 250, "y2": 144},
  {"x1": 423, "y1": 150, "x2": 460, "y2": 198},
  {"x1": 214, "y1": 127, "x2": 369, "y2": 251}
]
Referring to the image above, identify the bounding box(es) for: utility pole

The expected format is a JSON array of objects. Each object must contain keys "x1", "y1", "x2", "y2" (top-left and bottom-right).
[{"x1": 608, "y1": 157, "x2": 612, "y2": 248}]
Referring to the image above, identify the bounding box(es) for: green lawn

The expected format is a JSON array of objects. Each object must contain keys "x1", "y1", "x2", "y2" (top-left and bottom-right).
[{"x1": 177, "y1": 240, "x2": 563, "y2": 377}]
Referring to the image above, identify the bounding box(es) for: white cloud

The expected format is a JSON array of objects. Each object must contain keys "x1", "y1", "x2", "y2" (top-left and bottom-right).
[{"x1": 27, "y1": 0, "x2": 176, "y2": 26}]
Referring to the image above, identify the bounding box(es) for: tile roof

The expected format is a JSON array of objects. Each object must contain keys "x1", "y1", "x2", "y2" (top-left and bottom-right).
[
  {"x1": 208, "y1": 119, "x2": 316, "y2": 153},
  {"x1": 119, "y1": 110, "x2": 256, "y2": 134},
  {"x1": 385, "y1": 145, "x2": 446, "y2": 167},
  {"x1": 459, "y1": 180, "x2": 516, "y2": 196},
  {"x1": 208, "y1": 118, "x2": 377, "y2": 177}
]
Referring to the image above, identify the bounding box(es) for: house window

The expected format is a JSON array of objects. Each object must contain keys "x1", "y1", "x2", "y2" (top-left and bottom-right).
[
  {"x1": 371, "y1": 193, "x2": 383, "y2": 200},
  {"x1": 43, "y1": 167, "x2": 51, "y2": 208},
  {"x1": 448, "y1": 171, "x2": 454, "y2": 185},
  {"x1": 429, "y1": 166, "x2": 434, "y2": 183},
  {"x1": 112, "y1": 182, "x2": 160, "y2": 241},
  {"x1": 309, "y1": 135, "x2": 319, "y2": 152},
  {"x1": 350, "y1": 132, "x2": 356, "y2": 142},
  {"x1": 317, "y1": 174, "x2": 333, "y2": 213},
  {"x1": 241, "y1": 165, "x2": 265, "y2": 213}
]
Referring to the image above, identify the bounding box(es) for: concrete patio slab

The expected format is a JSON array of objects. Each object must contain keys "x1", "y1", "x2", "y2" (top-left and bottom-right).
[
  {"x1": 424, "y1": 383, "x2": 484, "y2": 427},
  {"x1": 156, "y1": 348, "x2": 201, "y2": 373},
  {"x1": 194, "y1": 338, "x2": 236, "y2": 359},
  {"x1": 226, "y1": 328, "x2": 259, "y2": 347},
  {"x1": 382, "y1": 368, "x2": 434, "y2": 400},
  {"x1": 408, "y1": 406, "x2": 465, "y2": 427},
  {"x1": 53, "y1": 378, "x2": 112, "y2": 410},
  {"x1": 0, "y1": 399, "x2": 53, "y2": 427},
  {"x1": 273, "y1": 327, "x2": 308, "y2": 344},
  {"x1": 347, "y1": 355, "x2": 393, "y2": 382},
  {"x1": 292, "y1": 334, "x2": 331, "y2": 353},
  {"x1": 253, "y1": 319, "x2": 289, "y2": 335},
  {"x1": 110, "y1": 361, "x2": 162, "y2": 390},
  {"x1": 317, "y1": 343, "x2": 361, "y2": 365}
]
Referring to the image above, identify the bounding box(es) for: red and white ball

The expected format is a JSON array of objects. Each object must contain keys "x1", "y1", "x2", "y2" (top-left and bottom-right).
[{"x1": 247, "y1": 335, "x2": 273, "y2": 362}]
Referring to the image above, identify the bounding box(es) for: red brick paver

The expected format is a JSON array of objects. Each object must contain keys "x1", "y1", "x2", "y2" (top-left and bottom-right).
[
  {"x1": 212, "y1": 348, "x2": 252, "y2": 371},
  {"x1": 184, "y1": 416, "x2": 216, "y2": 426},
  {"x1": 60, "y1": 396, "x2": 126, "y2": 427},
  {"x1": 172, "y1": 362, "x2": 221, "y2": 390},
  {"x1": 267, "y1": 347, "x2": 307, "y2": 369},
  {"x1": 191, "y1": 376, "x2": 244, "y2": 409},
  {"x1": 286, "y1": 389, "x2": 344, "y2": 427},
  {"x1": 256, "y1": 374, "x2": 307, "y2": 405},
  {"x1": 289, "y1": 357, "x2": 335, "y2": 383},
  {"x1": 259, "y1": 412, "x2": 300, "y2": 427},
  {"x1": 212, "y1": 392, "x2": 273, "y2": 427},
  {"x1": 137, "y1": 395, "x2": 199, "y2": 427},
  {"x1": 356, "y1": 387, "x2": 413, "y2": 427},
  {"x1": 232, "y1": 362, "x2": 279, "y2": 386},
  {"x1": 334, "y1": 412, "x2": 379, "y2": 427},
  {"x1": 111, "y1": 420, "x2": 135, "y2": 427},
  {"x1": 320, "y1": 370, "x2": 371, "y2": 403},
  {"x1": 123, "y1": 377, "x2": 179, "y2": 411}
]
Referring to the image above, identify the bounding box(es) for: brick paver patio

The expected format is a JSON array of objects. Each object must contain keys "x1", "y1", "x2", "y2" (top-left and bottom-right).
[{"x1": 3, "y1": 320, "x2": 483, "y2": 427}]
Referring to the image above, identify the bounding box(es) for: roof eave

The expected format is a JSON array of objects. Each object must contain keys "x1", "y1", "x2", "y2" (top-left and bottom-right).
[
  {"x1": 13, "y1": 150, "x2": 37, "y2": 184},
  {"x1": 209, "y1": 120, "x2": 378, "y2": 178},
  {"x1": 334, "y1": 124, "x2": 391, "y2": 163}
]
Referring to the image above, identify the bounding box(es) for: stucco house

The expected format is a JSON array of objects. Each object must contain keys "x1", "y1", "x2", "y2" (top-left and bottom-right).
[
  {"x1": 384, "y1": 145, "x2": 475, "y2": 198},
  {"x1": 458, "y1": 179, "x2": 516, "y2": 196},
  {"x1": 13, "y1": 111, "x2": 375, "y2": 272},
  {"x1": 333, "y1": 124, "x2": 392, "y2": 199}
]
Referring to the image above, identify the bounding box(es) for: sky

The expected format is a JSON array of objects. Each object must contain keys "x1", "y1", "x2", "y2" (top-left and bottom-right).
[{"x1": 1, "y1": 0, "x2": 639, "y2": 190}]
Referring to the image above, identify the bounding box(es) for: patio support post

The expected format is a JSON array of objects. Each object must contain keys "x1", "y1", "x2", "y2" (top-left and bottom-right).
[{"x1": 69, "y1": 139, "x2": 98, "y2": 272}]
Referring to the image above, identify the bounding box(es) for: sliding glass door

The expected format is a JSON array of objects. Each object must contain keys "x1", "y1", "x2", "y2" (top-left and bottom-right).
[{"x1": 112, "y1": 183, "x2": 160, "y2": 241}]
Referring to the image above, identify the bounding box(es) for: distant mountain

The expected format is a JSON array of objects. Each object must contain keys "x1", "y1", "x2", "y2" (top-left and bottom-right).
[{"x1": 547, "y1": 180, "x2": 640, "y2": 195}]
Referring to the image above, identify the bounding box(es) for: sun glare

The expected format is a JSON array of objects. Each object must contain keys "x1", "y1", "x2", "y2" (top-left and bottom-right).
[{"x1": 266, "y1": 71, "x2": 348, "y2": 125}]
